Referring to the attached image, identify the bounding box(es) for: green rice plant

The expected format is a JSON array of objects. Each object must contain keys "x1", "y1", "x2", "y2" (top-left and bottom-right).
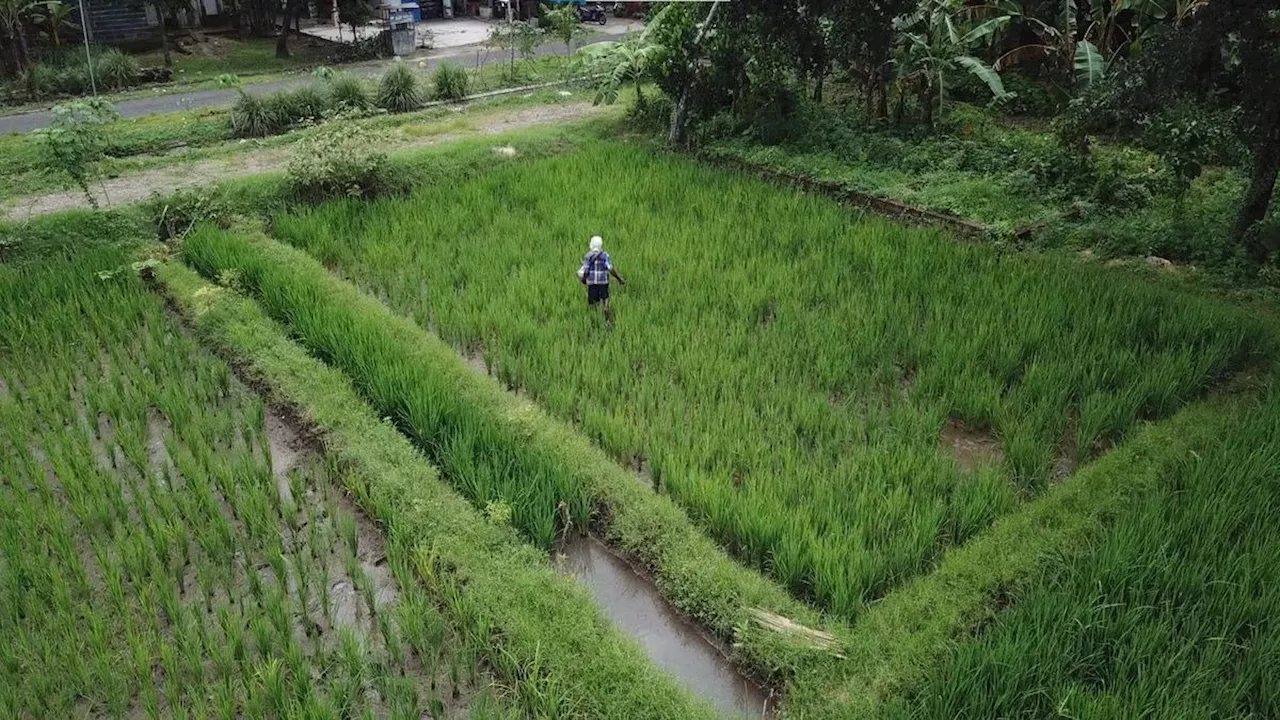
[
  {"x1": 429, "y1": 62, "x2": 469, "y2": 102},
  {"x1": 376, "y1": 64, "x2": 422, "y2": 114},
  {"x1": 236, "y1": 141, "x2": 1266, "y2": 620}
]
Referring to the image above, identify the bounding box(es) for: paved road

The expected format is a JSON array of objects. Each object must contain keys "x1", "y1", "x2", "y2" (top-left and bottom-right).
[{"x1": 0, "y1": 36, "x2": 615, "y2": 134}]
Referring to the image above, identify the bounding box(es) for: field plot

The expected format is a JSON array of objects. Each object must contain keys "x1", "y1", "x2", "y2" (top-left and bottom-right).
[
  {"x1": 268, "y1": 142, "x2": 1265, "y2": 618},
  {"x1": 879, "y1": 392, "x2": 1280, "y2": 719},
  {"x1": 0, "y1": 249, "x2": 504, "y2": 718}
]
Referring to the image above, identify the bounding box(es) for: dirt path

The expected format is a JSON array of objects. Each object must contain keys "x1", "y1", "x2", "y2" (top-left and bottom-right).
[{"x1": 5, "y1": 102, "x2": 605, "y2": 220}]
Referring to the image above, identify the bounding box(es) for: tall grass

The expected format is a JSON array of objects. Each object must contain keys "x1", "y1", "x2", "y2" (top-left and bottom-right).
[
  {"x1": 265, "y1": 141, "x2": 1266, "y2": 618},
  {"x1": 0, "y1": 248, "x2": 497, "y2": 717}
]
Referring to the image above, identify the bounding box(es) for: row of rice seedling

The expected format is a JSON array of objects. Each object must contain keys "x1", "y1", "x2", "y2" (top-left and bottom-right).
[
  {"x1": 0, "y1": 248, "x2": 506, "y2": 718},
  {"x1": 156, "y1": 261, "x2": 722, "y2": 718},
  {"x1": 177, "y1": 227, "x2": 828, "y2": 687},
  {"x1": 875, "y1": 387, "x2": 1280, "y2": 719},
  {"x1": 265, "y1": 141, "x2": 1267, "y2": 618}
]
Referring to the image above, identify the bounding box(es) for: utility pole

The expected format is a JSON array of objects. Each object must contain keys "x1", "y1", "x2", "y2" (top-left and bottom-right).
[{"x1": 78, "y1": 0, "x2": 98, "y2": 95}]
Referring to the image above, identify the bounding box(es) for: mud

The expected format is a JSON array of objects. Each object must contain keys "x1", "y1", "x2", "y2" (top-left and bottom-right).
[
  {"x1": 940, "y1": 418, "x2": 1004, "y2": 472},
  {"x1": 146, "y1": 407, "x2": 177, "y2": 487},
  {"x1": 266, "y1": 408, "x2": 307, "y2": 505},
  {"x1": 555, "y1": 535, "x2": 772, "y2": 719},
  {"x1": 0, "y1": 372, "x2": 10, "y2": 401}
]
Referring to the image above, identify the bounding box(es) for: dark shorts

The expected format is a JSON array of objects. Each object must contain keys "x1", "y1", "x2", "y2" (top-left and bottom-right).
[{"x1": 587, "y1": 283, "x2": 610, "y2": 305}]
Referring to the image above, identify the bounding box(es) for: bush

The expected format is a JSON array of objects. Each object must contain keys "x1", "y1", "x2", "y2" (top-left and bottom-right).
[
  {"x1": 57, "y1": 64, "x2": 91, "y2": 95},
  {"x1": 23, "y1": 63, "x2": 60, "y2": 100},
  {"x1": 267, "y1": 87, "x2": 330, "y2": 127},
  {"x1": 429, "y1": 62, "x2": 469, "y2": 102},
  {"x1": 230, "y1": 92, "x2": 279, "y2": 138},
  {"x1": 377, "y1": 63, "x2": 422, "y2": 113},
  {"x1": 96, "y1": 48, "x2": 140, "y2": 90},
  {"x1": 286, "y1": 115, "x2": 388, "y2": 200},
  {"x1": 327, "y1": 73, "x2": 372, "y2": 111}
]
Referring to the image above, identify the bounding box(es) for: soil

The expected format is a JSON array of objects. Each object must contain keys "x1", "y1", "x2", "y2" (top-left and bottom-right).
[
  {"x1": 939, "y1": 417, "x2": 1005, "y2": 472},
  {"x1": 4, "y1": 102, "x2": 606, "y2": 220}
]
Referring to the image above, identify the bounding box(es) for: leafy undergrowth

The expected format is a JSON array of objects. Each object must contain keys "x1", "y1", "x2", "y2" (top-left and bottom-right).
[
  {"x1": 701, "y1": 104, "x2": 1259, "y2": 273},
  {"x1": 266, "y1": 140, "x2": 1266, "y2": 620},
  {"x1": 876, "y1": 386, "x2": 1280, "y2": 719},
  {"x1": 0, "y1": 247, "x2": 509, "y2": 718}
]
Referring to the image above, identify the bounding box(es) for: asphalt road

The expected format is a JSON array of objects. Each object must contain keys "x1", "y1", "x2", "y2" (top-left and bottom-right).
[{"x1": 0, "y1": 37, "x2": 611, "y2": 134}]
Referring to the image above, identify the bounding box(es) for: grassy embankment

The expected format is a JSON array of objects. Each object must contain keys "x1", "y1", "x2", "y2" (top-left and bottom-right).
[
  {"x1": 264, "y1": 141, "x2": 1266, "y2": 620},
  {"x1": 0, "y1": 247, "x2": 512, "y2": 718},
  {"x1": 156, "y1": 261, "x2": 721, "y2": 719}
]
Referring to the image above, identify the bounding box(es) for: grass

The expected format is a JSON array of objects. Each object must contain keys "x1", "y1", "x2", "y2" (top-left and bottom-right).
[
  {"x1": 132, "y1": 37, "x2": 333, "y2": 85},
  {"x1": 0, "y1": 246, "x2": 509, "y2": 718},
  {"x1": 155, "y1": 259, "x2": 721, "y2": 719},
  {"x1": 874, "y1": 384, "x2": 1280, "y2": 719},
  {"x1": 261, "y1": 140, "x2": 1266, "y2": 620}
]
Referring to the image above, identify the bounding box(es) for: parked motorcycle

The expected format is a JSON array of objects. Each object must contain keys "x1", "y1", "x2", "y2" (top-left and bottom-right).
[{"x1": 577, "y1": 2, "x2": 606, "y2": 24}]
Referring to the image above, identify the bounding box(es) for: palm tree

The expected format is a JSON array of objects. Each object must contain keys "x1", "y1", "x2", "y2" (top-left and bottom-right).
[{"x1": 582, "y1": 33, "x2": 659, "y2": 110}]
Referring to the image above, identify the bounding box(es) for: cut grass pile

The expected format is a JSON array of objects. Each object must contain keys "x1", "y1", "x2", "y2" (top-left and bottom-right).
[
  {"x1": 877, "y1": 387, "x2": 1280, "y2": 719},
  {"x1": 265, "y1": 141, "x2": 1266, "y2": 619},
  {"x1": 0, "y1": 248, "x2": 507, "y2": 718}
]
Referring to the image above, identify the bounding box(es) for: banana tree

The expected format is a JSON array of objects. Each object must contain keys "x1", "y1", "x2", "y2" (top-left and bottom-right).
[
  {"x1": 892, "y1": 0, "x2": 1010, "y2": 126},
  {"x1": 579, "y1": 31, "x2": 662, "y2": 110},
  {"x1": 0, "y1": 0, "x2": 36, "y2": 73},
  {"x1": 36, "y1": 0, "x2": 72, "y2": 47}
]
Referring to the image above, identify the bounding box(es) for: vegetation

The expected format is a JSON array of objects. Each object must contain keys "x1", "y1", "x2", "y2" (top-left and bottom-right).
[
  {"x1": 240, "y1": 143, "x2": 1263, "y2": 620},
  {"x1": 878, "y1": 388, "x2": 1280, "y2": 719},
  {"x1": 429, "y1": 62, "x2": 469, "y2": 103},
  {"x1": 155, "y1": 260, "x2": 721, "y2": 719},
  {"x1": 286, "y1": 116, "x2": 387, "y2": 199},
  {"x1": 0, "y1": 246, "x2": 506, "y2": 718},
  {"x1": 377, "y1": 63, "x2": 423, "y2": 114},
  {"x1": 31, "y1": 97, "x2": 118, "y2": 208},
  {"x1": 603, "y1": 0, "x2": 1280, "y2": 274}
]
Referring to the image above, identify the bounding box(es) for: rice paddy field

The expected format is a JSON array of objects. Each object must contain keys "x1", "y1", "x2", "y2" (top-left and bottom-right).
[
  {"x1": 259, "y1": 141, "x2": 1267, "y2": 619},
  {"x1": 0, "y1": 248, "x2": 509, "y2": 718},
  {"x1": 7, "y1": 128, "x2": 1280, "y2": 720}
]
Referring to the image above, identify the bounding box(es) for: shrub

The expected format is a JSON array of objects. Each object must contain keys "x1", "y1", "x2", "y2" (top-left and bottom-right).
[
  {"x1": 230, "y1": 92, "x2": 279, "y2": 138},
  {"x1": 57, "y1": 64, "x2": 91, "y2": 95},
  {"x1": 286, "y1": 116, "x2": 387, "y2": 200},
  {"x1": 32, "y1": 98, "x2": 119, "y2": 209},
  {"x1": 23, "y1": 63, "x2": 60, "y2": 99},
  {"x1": 429, "y1": 62, "x2": 469, "y2": 102},
  {"x1": 327, "y1": 73, "x2": 372, "y2": 111},
  {"x1": 267, "y1": 87, "x2": 330, "y2": 127},
  {"x1": 376, "y1": 63, "x2": 422, "y2": 113},
  {"x1": 96, "y1": 48, "x2": 140, "y2": 90}
]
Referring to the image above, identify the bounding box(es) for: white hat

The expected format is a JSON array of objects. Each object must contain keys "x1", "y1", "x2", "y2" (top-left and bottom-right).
[{"x1": 589, "y1": 235, "x2": 603, "y2": 252}]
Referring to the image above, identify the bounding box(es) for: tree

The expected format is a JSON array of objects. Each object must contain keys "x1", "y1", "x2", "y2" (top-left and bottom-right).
[
  {"x1": 37, "y1": 0, "x2": 73, "y2": 48},
  {"x1": 33, "y1": 98, "x2": 119, "y2": 209},
  {"x1": 581, "y1": 33, "x2": 660, "y2": 110},
  {"x1": 542, "y1": 2, "x2": 587, "y2": 54},
  {"x1": 0, "y1": 0, "x2": 36, "y2": 74},
  {"x1": 486, "y1": 19, "x2": 543, "y2": 77},
  {"x1": 143, "y1": 0, "x2": 192, "y2": 67},
  {"x1": 892, "y1": 0, "x2": 1011, "y2": 126}
]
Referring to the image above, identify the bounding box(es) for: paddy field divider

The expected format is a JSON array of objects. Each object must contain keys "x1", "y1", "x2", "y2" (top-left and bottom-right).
[{"x1": 154, "y1": 260, "x2": 720, "y2": 719}]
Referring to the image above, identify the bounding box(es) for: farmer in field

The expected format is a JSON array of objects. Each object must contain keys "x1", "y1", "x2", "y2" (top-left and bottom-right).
[{"x1": 578, "y1": 235, "x2": 626, "y2": 328}]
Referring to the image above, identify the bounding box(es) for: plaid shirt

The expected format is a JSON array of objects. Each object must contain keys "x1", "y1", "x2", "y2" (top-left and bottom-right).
[{"x1": 580, "y1": 250, "x2": 612, "y2": 285}]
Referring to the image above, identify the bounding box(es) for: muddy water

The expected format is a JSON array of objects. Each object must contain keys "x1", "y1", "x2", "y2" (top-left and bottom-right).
[{"x1": 555, "y1": 535, "x2": 771, "y2": 719}]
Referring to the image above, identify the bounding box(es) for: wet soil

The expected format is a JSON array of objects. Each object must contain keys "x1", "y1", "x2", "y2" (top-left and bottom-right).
[
  {"x1": 555, "y1": 534, "x2": 772, "y2": 719},
  {"x1": 940, "y1": 417, "x2": 1004, "y2": 472}
]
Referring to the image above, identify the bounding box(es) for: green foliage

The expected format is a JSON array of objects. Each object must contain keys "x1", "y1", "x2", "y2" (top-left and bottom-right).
[
  {"x1": 326, "y1": 72, "x2": 372, "y2": 111},
  {"x1": 266, "y1": 142, "x2": 1261, "y2": 619},
  {"x1": 880, "y1": 391, "x2": 1280, "y2": 719},
  {"x1": 96, "y1": 48, "x2": 141, "y2": 90},
  {"x1": 22, "y1": 61, "x2": 60, "y2": 99},
  {"x1": 1073, "y1": 39, "x2": 1105, "y2": 87},
  {"x1": 158, "y1": 256, "x2": 722, "y2": 720},
  {"x1": 266, "y1": 86, "x2": 331, "y2": 127},
  {"x1": 230, "y1": 90, "x2": 278, "y2": 137},
  {"x1": 286, "y1": 115, "x2": 387, "y2": 200},
  {"x1": 31, "y1": 97, "x2": 119, "y2": 208},
  {"x1": 429, "y1": 62, "x2": 469, "y2": 102},
  {"x1": 376, "y1": 63, "x2": 422, "y2": 114},
  {"x1": 541, "y1": 2, "x2": 588, "y2": 52}
]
